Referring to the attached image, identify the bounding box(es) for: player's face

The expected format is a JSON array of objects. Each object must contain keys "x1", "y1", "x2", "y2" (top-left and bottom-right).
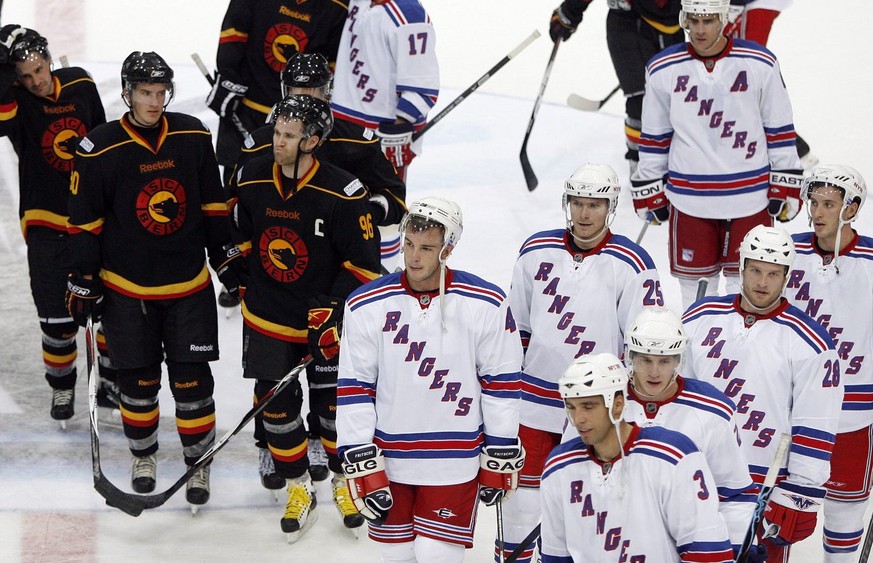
[
  {"x1": 741, "y1": 259, "x2": 787, "y2": 312},
  {"x1": 564, "y1": 395, "x2": 618, "y2": 448},
  {"x1": 403, "y1": 225, "x2": 451, "y2": 292},
  {"x1": 808, "y1": 187, "x2": 856, "y2": 251},
  {"x1": 128, "y1": 83, "x2": 170, "y2": 127},
  {"x1": 15, "y1": 54, "x2": 54, "y2": 99},
  {"x1": 568, "y1": 196, "x2": 609, "y2": 246},
  {"x1": 273, "y1": 118, "x2": 318, "y2": 167},
  {"x1": 686, "y1": 14, "x2": 725, "y2": 56},
  {"x1": 630, "y1": 353, "x2": 680, "y2": 400}
]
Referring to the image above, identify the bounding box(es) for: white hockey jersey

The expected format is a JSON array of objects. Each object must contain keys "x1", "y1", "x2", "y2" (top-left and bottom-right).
[
  {"x1": 540, "y1": 425, "x2": 734, "y2": 563},
  {"x1": 787, "y1": 232, "x2": 873, "y2": 433},
  {"x1": 508, "y1": 229, "x2": 662, "y2": 434},
  {"x1": 637, "y1": 39, "x2": 802, "y2": 220},
  {"x1": 336, "y1": 269, "x2": 522, "y2": 486},
  {"x1": 624, "y1": 377, "x2": 754, "y2": 550},
  {"x1": 332, "y1": 0, "x2": 440, "y2": 128},
  {"x1": 682, "y1": 295, "x2": 842, "y2": 494}
]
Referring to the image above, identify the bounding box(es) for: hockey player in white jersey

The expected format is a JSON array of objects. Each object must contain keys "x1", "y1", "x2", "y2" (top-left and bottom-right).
[
  {"x1": 632, "y1": 0, "x2": 803, "y2": 309},
  {"x1": 540, "y1": 353, "x2": 734, "y2": 562},
  {"x1": 682, "y1": 224, "x2": 843, "y2": 561},
  {"x1": 335, "y1": 197, "x2": 524, "y2": 562},
  {"x1": 785, "y1": 165, "x2": 872, "y2": 561},
  {"x1": 500, "y1": 163, "x2": 662, "y2": 562}
]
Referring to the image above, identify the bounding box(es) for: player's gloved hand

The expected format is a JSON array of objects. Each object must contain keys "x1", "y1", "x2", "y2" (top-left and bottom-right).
[
  {"x1": 369, "y1": 194, "x2": 389, "y2": 226},
  {"x1": 630, "y1": 178, "x2": 670, "y2": 224},
  {"x1": 376, "y1": 121, "x2": 415, "y2": 169},
  {"x1": 66, "y1": 273, "x2": 105, "y2": 327},
  {"x1": 478, "y1": 440, "x2": 526, "y2": 505},
  {"x1": 212, "y1": 243, "x2": 247, "y2": 302},
  {"x1": 307, "y1": 296, "x2": 343, "y2": 362},
  {"x1": 745, "y1": 543, "x2": 768, "y2": 563},
  {"x1": 0, "y1": 24, "x2": 25, "y2": 64},
  {"x1": 761, "y1": 483, "x2": 825, "y2": 546},
  {"x1": 549, "y1": 5, "x2": 583, "y2": 43},
  {"x1": 206, "y1": 72, "x2": 248, "y2": 118},
  {"x1": 341, "y1": 444, "x2": 393, "y2": 525},
  {"x1": 768, "y1": 170, "x2": 804, "y2": 222},
  {"x1": 723, "y1": 5, "x2": 745, "y2": 38}
]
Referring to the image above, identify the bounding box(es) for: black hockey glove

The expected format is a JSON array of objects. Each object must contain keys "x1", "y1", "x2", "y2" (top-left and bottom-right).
[
  {"x1": 307, "y1": 296, "x2": 344, "y2": 363},
  {"x1": 0, "y1": 24, "x2": 25, "y2": 65},
  {"x1": 549, "y1": 5, "x2": 583, "y2": 43},
  {"x1": 206, "y1": 72, "x2": 248, "y2": 118},
  {"x1": 66, "y1": 273, "x2": 105, "y2": 327},
  {"x1": 212, "y1": 243, "x2": 247, "y2": 302}
]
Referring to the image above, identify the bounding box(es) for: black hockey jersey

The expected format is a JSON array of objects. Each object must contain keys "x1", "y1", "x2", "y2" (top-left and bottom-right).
[
  {"x1": 235, "y1": 154, "x2": 380, "y2": 342},
  {"x1": 563, "y1": 0, "x2": 681, "y2": 29},
  {"x1": 68, "y1": 112, "x2": 232, "y2": 299},
  {"x1": 0, "y1": 65, "x2": 105, "y2": 238}
]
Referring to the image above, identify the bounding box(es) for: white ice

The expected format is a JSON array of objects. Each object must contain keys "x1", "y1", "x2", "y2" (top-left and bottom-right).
[{"x1": 0, "y1": 0, "x2": 870, "y2": 561}]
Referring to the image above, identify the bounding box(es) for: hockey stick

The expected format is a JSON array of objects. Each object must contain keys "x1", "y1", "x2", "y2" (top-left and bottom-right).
[
  {"x1": 88, "y1": 324, "x2": 312, "y2": 517},
  {"x1": 634, "y1": 221, "x2": 649, "y2": 246},
  {"x1": 566, "y1": 84, "x2": 621, "y2": 112},
  {"x1": 411, "y1": 30, "x2": 540, "y2": 142},
  {"x1": 191, "y1": 52, "x2": 252, "y2": 140},
  {"x1": 496, "y1": 501, "x2": 507, "y2": 563},
  {"x1": 695, "y1": 277, "x2": 709, "y2": 302},
  {"x1": 860, "y1": 516, "x2": 873, "y2": 563},
  {"x1": 506, "y1": 523, "x2": 541, "y2": 563},
  {"x1": 519, "y1": 39, "x2": 560, "y2": 192},
  {"x1": 735, "y1": 433, "x2": 791, "y2": 562}
]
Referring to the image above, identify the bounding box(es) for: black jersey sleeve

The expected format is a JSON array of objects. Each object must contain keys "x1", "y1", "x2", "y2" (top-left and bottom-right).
[
  {"x1": 215, "y1": 0, "x2": 253, "y2": 86},
  {"x1": 327, "y1": 182, "x2": 382, "y2": 298}
]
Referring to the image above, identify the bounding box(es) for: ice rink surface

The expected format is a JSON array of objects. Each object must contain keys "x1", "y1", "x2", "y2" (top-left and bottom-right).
[{"x1": 0, "y1": 0, "x2": 871, "y2": 561}]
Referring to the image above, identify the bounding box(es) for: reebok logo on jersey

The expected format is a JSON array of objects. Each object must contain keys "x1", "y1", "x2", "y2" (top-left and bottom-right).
[
  {"x1": 190, "y1": 344, "x2": 214, "y2": 352},
  {"x1": 344, "y1": 178, "x2": 364, "y2": 196},
  {"x1": 139, "y1": 160, "x2": 176, "y2": 174}
]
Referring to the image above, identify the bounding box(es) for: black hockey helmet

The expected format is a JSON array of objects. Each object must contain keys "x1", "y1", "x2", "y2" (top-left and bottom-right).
[
  {"x1": 281, "y1": 52, "x2": 332, "y2": 99},
  {"x1": 121, "y1": 51, "x2": 174, "y2": 106},
  {"x1": 272, "y1": 94, "x2": 334, "y2": 149},
  {"x1": 9, "y1": 28, "x2": 50, "y2": 63}
]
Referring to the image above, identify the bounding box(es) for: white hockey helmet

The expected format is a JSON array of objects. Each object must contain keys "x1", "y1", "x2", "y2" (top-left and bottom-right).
[
  {"x1": 559, "y1": 353, "x2": 627, "y2": 423},
  {"x1": 739, "y1": 224, "x2": 795, "y2": 276},
  {"x1": 679, "y1": 0, "x2": 730, "y2": 29},
  {"x1": 625, "y1": 308, "x2": 687, "y2": 381},
  {"x1": 563, "y1": 163, "x2": 621, "y2": 217},
  {"x1": 400, "y1": 196, "x2": 464, "y2": 252},
  {"x1": 802, "y1": 164, "x2": 867, "y2": 220}
]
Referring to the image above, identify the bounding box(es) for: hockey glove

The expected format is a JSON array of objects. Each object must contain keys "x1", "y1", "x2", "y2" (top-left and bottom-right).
[
  {"x1": 376, "y1": 121, "x2": 415, "y2": 170},
  {"x1": 341, "y1": 444, "x2": 393, "y2": 525},
  {"x1": 0, "y1": 24, "x2": 25, "y2": 65},
  {"x1": 212, "y1": 243, "x2": 247, "y2": 302},
  {"x1": 745, "y1": 543, "x2": 768, "y2": 563},
  {"x1": 307, "y1": 296, "x2": 343, "y2": 362},
  {"x1": 478, "y1": 440, "x2": 526, "y2": 505},
  {"x1": 66, "y1": 273, "x2": 105, "y2": 327},
  {"x1": 549, "y1": 5, "x2": 583, "y2": 43},
  {"x1": 761, "y1": 482, "x2": 825, "y2": 546},
  {"x1": 206, "y1": 72, "x2": 248, "y2": 118},
  {"x1": 723, "y1": 5, "x2": 745, "y2": 38},
  {"x1": 630, "y1": 178, "x2": 670, "y2": 225},
  {"x1": 768, "y1": 170, "x2": 804, "y2": 222},
  {"x1": 369, "y1": 194, "x2": 390, "y2": 226}
]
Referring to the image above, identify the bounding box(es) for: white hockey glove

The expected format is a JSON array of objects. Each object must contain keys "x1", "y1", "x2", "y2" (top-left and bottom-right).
[
  {"x1": 478, "y1": 440, "x2": 526, "y2": 505},
  {"x1": 376, "y1": 121, "x2": 415, "y2": 169},
  {"x1": 762, "y1": 482, "x2": 825, "y2": 546},
  {"x1": 630, "y1": 178, "x2": 670, "y2": 225},
  {"x1": 206, "y1": 72, "x2": 248, "y2": 118},
  {"x1": 723, "y1": 5, "x2": 745, "y2": 38},
  {"x1": 768, "y1": 170, "x2": 804, "y2": 222},
  {"x1": 341, "y1": 444, "x2": 393, "y2": 525}
]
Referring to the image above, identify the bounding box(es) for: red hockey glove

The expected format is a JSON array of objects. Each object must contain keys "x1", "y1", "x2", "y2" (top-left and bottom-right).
[
  {"x1": 478, "y1": 440, "x2": 526, "y2": 505},
  {"x1": 723, "y1": 5, "x2": 745, "y2": 38},
  {"x1": 549, "y1": 5, "x2": 583, "y2": 43},
  {"x1": 206, "y1": 72, "x2": 248, "y2": 118},
  {"x1": 761, "y1": 483, "x2": 824, "y2": 546},
  {"x1": 66, "y1": 273, "x2": 105, "y2": 327},
  {"x1": 630, "y1": 178, "x2": 670, "y2": 224},
  {"x1": 307, "y1": 296, "x2": 343, "y2": 362},
  {"x1": 341, "y1": 444, "x2": 393, "y2": 525},
  {"x1": 768, "y1": 170, "x2": 804, "y2": 222},
  {"x1": 377, "y1": 121, "x2": 415, "y2": 169}
]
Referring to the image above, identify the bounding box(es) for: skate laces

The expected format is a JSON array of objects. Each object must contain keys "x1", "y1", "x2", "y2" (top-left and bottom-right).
[
  {"x1": 188, "y1": 466, "x2": 209, "y2": 490},
  {"x1": 308, "y1": 438, "x2": 328, "y2": 466},
  {"x1": 52, "y1": 389, "x2": 74, "y2": 406},
  {"x1": 132, "y1": 454, "x2": 157, "y2": 479},
  {"x1": 284, "y1": 478, "x2": 313, "y2": 520},
  {"x1": 332, "y1": 477, "x2": 357, "y2": 516}
]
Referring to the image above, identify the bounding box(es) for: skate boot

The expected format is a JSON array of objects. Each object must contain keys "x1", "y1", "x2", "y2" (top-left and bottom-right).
[
  {"x1": 308, "y1": 438, "x2": 330, "y2": 482},
  {"x1": 332, "y1": 475, "x2": 364, "y2": 534},
  {"x1": 281, "y1": 474, "x2": 318, "y2": 543},
  {"x1": 96, "y1": 374, "x2": 122, "y2": 425},
  {"x1": 186, "y1": 465, "x2": 210, "y2": 513},
  {"x1": 50, "y1": 388, "x2": 74, "y2": 429},
  {"x1": 259, "y1": 447, "x2": 285, "y2": 498},
  {"x1": 131, "y1": 454, "x2": 157, "y2": 493}
]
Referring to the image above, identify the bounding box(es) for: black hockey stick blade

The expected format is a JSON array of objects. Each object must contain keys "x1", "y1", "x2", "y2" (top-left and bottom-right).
[
  {"x1": 412, "y1": 30, "x2": 540, "y2": 142},
  {"x1": 566, "y1": 84, "x2": 621, "y2": 112},
  {"x1": 520, "y1": 40, "x2": 561, "y2": 192},
  {"x1": 506, "y1": 523, "x2": 541, "y2": 563}
]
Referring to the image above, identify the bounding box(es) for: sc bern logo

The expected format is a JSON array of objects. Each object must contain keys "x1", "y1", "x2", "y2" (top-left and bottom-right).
[
  {"x1": 41, "y1": 117, "x2": 86, "y2": 173},
  {"x1": 263, "y1": 23, "x2": 309, "y2": 72},
  {"x1": 259, "y1": 226, "x2": 309, "y2": 282},
  {"x1": 136, "y1": 178, "x2": 187, "y2": 235}
]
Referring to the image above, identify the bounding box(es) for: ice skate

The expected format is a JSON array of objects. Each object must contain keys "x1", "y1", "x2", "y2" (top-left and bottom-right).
[
  {"x1": 281, "y1": 474, "x2": 318, "y2": 543},
  {"x1": 332, "y1": 475, "x2": 364, "y2": 537},
  {"x1": 96, "y1": 377, "x2": 122, "y2": 426},
  {"x1": 186, "y1": 465, "x2": 210, "y2": 514},
  {"x1": 259, "y1": 447, "x2": 284, "y2": 500},
  {"x1": 131, "y1": 453, "x2": 157, "y2": 493},
  {"x1": 307, "y1": 438, "x2": 330, "y2": 482},
  {"x1": 217, "y1": 288, "x2": 239, "y2": 318},
  {"x1": 50, "y1": 388, "x2": 74, "y2": 429}
]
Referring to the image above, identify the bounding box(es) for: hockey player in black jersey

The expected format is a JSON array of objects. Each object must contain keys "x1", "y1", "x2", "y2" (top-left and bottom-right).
[
  {"x1": 232, "y1": 94, "x2": 380, "y2": 541},
  {"x1": 0, "y1": 25, "x2": 108, "y2": 427},
  {"x1": 67, "y1": 51, "x2": 245, "y2": 512}
]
